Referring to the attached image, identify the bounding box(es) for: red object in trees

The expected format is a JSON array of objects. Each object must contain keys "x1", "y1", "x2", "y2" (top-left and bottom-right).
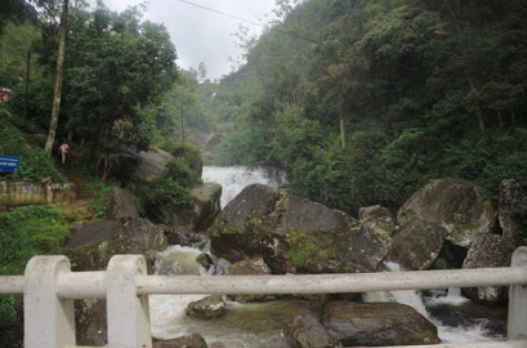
[{"x1": 0, "y1": 88, "x2": 12, "y2": 103}]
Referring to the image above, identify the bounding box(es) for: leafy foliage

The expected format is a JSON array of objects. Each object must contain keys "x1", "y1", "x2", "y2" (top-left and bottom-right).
[
  {"x1": 0, "y1": 205, "x2": 69, "y2": 344},
  {"x1": 0, "y1": 117, "x2": 64, "y2": 182},
  {"x1": 205, "y1": 0, "x2": 527, "y2": 220}
]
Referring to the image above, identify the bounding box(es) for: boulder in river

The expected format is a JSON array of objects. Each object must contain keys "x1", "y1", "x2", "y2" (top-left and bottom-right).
[
  {"x1": 462, "y1": 233, "x2": 515, "y2": 303},
  {"x1": 225, "y1": 257, "x2": 278, "y2": 302},
  {"x1": 285, "y1": 313, "x2": 336, "y2": 348},
  {"x1": 397, "y1": 178, "x2": 496, "y2": 248},
  {"x1": 186, "y1": 295, "x2": 226, "y2": 320},
  {"x1": 321, "y1": 301, "x2": 440, "y2": 346},
  {"x1": 385, "y1": 218, "x2": 445, "y2": 270},
  {"x1": 154, "y1": 333, "x2": 208, "y2": 348},
  {"x1": 211, "y1": 184, "x2": 392, "y2": 274},
  {"x1": 359, "y1": 205, "x2": 395, "y2": 237}
]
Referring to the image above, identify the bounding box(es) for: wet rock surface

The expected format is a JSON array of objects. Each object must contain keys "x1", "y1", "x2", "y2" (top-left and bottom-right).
[
  {"x1": 462, "y1": 233, "x2": 515, "y2": 303},
  {"x1": 386, "y1": 218, "x2": 445, "y2": 270},
  {"x1": 321, "y1": 301, "x2": 440, "y2": 346},
  {"x1": 186, "y1": 296, "x2": 226, "y2": 320},
  {"x1": 397, "y1": 178, "x2": 496, "y2": 248},
  {"x1": 211, "y1": 184, "x2": 391, "y2": 274},
  {"x1": 153, "y1": 333, "x2": 209, "y2": 348},
  {"x1": 225, "y1": 257, "x2": 278, "y2": 302},
  {"x1": 65, "y1": 217, "x2": 167, "y2": 272},
  {"x1": 285, "y1": 313, "x2": 335, "y2": 348}
]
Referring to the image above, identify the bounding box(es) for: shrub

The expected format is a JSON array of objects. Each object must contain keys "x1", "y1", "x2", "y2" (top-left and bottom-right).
[
  {"x1": 0, "y1": 205, "x2": 69, "y2": 345},
  {"x1": 0, "y1": 118, "x2": 64, "y2": 182}
]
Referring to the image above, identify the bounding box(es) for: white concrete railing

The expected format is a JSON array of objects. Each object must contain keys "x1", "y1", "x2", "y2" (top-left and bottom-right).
[{"x1": 1, "y1": 247, "x2": 527, "y2": 348}]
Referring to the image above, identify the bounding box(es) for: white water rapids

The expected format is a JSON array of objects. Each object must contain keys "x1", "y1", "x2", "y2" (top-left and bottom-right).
[
  {"x1": 363, "y1": 262, "x2": 504, "y2": 344},
  {"x1": 148, "y1": 166, "x2": 505, "y2": 347}
]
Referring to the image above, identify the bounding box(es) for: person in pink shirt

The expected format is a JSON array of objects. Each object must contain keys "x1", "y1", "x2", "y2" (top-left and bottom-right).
[{"x1": 58, "y1": 142, "x2": 69, "y2": 165}]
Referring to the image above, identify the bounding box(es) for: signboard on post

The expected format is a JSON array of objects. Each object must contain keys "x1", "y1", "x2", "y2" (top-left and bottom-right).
[{"x1": 0, "y1": 155, "x2": 21, "y2": 173}]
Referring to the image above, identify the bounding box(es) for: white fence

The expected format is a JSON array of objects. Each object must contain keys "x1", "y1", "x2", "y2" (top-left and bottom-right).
[{"x1": 1, "y1": 247, "x2": 527, "y2": 348}]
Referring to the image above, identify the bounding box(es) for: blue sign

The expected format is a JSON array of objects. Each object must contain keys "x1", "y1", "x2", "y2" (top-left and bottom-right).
[{"x1": 0, "y1": 155, "x2": 21, "y2": 173}]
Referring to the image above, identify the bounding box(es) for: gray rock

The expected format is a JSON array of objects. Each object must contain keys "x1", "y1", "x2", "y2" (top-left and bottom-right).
[
  {"x1": 75, "y1": 299, "x2": 107, "y2": 347},
  {"x1": 462, "y1": 233, "x2": 515, "y2": 303},
  {"x1": 211, "y1": 184, "x2": 391, "y2": 274},
  {"x1": 225, "y1": 257, "x2": 277, "y2": 302},
  {"x1": 112, "y1": 147, "x2": 173, "y2": 184},
  {"x1": 499, "y1": 179, "x2": 525, "y2": 245},
  {"x1": 321, "y1": 301, "x2": 440, "y2": 346},
  {"x1": 186, "y1": 296, "x2": 226, "y2": 320},
  {"x1": 386, "y1": 218, "x2": 445, "y2": 270},
  {"x1": 196, "y1": 253, "x2": 214, "y2": 270},
  {"x1": 105, "y1": 187, "x2": 140, "y2": 220},
  {"x1": 154, "y1": 333, "x2": 208, "y2": 348},
  {"x1": 359, "y1": 205, "x2": 395, "y2": 237},
  {"x1": 65, "y1": 218, "x2": 167, "y2": 273},
  {"x1": 285, "y1": 313, "x2": 335, "y2": 348},
  {"x1": 397, "y1": 178, "x2": 496, "y2": 248}
]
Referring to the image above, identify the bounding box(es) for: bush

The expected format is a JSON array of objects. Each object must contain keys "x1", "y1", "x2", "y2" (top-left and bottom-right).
[
  {"x1": 0, "y1": 205, "x2": 69, "y2": 345},
  {"x1": 141, "y1": 177, "x2": 191, "y2": 208},
  {"x1": 0, "y1": 118, "x2": 64, "y2": 182}
]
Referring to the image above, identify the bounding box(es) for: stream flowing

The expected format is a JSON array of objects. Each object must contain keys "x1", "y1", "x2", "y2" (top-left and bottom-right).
[{"x1": 149, "y1": 166, "x2": 506, "y2": 347}]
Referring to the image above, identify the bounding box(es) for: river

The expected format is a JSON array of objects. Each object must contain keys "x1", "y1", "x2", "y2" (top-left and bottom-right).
[{"x1": 149, "y1": 166, "x2": 506, "y2": 347}]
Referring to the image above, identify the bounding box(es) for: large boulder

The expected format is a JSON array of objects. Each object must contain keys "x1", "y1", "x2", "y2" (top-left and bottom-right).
[
  {"x1": 105, "y1": 186, "x2": 140, "y2": 220},
  {"x1": 112, "y1": 146, "x2": 173, "y2": 184},
  {"x1": 397, "y1": 178, "x2": 496, "y2": 248},
  {"x1": 285, "y1": 314, "x2": 336, "y2": 348},
  {"x1": 385, "y1": 218, "x2": 445, "y2": 270},
  {"x1": 186, "y1": 295, "x2": 226, "y2": 320},
  {"x1": 211, "y1": 184, "x2": 392, "y2": 274},
  {"x1": 460, "y1": 179, "x2": 524, "y2": 303},
  {"x1": 65, "y1": 218, "x2": 167, "y2": 273},
  {"x1": 225, "y1": 257, "x2": 277, "y2": 302},
  {"x1": 359, "y1": 205, "x2": 395, "y2": 237},
  {"x1": 498, "y1": 179, "x2": 525, "y2": 245},
  {"x1": 462, "y1": 233, "x2": 515, "y2": 303},
  {"x1": 321, "y1": 301, "x2": 440, "y2": 346},
  {"x1": 147, "y1": 182, "x2": 222, "y2": 231}
]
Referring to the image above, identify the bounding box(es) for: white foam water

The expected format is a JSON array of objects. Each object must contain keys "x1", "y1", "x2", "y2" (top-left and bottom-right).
[
  {"x1": 202, "y1": 166, "x2": 287, "y2": 208},
  {"x1": 149, "y1": 245, "x2": 315, "y2": 348},
  {"x1": 364, "y1": 262, "x2": 498, "y2": 344}
]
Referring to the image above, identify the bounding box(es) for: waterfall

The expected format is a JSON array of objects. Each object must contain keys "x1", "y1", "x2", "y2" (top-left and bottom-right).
[
  {"x1": 202, "y1": 166, "x2": 287, "y2": 208},
  {"x1": 364, "y1": 261, "x2": 503, "y2": 344}
]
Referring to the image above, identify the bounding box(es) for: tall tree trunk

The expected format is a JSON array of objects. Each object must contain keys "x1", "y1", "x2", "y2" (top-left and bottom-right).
[
  {"x1": 180, "y1": 103, "x2": 186, "y2": 143},
  {"x1": 44, "y1": 0, "x2": 69, "y2": 156},
  {"x1": 511, "y1": 109, "x2": 517, "y2": 128},
  {"x1": 24, "y1": 49, "x2": 31, "y2": 118},
  {"x1": 338, "y1": 89, "x2": 346, "y2": 149}
]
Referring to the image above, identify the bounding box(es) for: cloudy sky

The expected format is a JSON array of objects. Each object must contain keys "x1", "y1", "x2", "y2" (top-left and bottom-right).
[{"x1": 93, "y1": 0, "x2": 278, "y2": 80}]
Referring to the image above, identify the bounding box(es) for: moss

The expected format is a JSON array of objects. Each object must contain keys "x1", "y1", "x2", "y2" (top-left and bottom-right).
[
  {"x1": 288, "y1": 228, "x2": 320, "y2": 268},
  {"x1": 342, "y1": 261, "x2": 354, "y2": 273}
]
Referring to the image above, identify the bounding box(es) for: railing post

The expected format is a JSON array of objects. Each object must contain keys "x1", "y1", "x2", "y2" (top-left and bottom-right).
[
  {"x1": 508, "y1": 246, "x2": 527, "y2": 341},
  {"x1": 106, "y1": 255, "x2": 152, "y2": 348},
  {"x1": 24, "y1": 256, "x2": 75, "y2": 348}
]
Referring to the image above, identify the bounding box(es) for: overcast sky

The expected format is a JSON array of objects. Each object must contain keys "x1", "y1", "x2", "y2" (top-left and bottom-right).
[{"x1": 92, "y1": 0, "x2": 277, "y2": 80}]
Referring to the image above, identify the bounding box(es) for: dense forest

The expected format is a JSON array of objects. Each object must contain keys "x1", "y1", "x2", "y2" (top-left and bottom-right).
[{"x1": 202, "y1": 0, "x2": 527, "y2": 221}]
